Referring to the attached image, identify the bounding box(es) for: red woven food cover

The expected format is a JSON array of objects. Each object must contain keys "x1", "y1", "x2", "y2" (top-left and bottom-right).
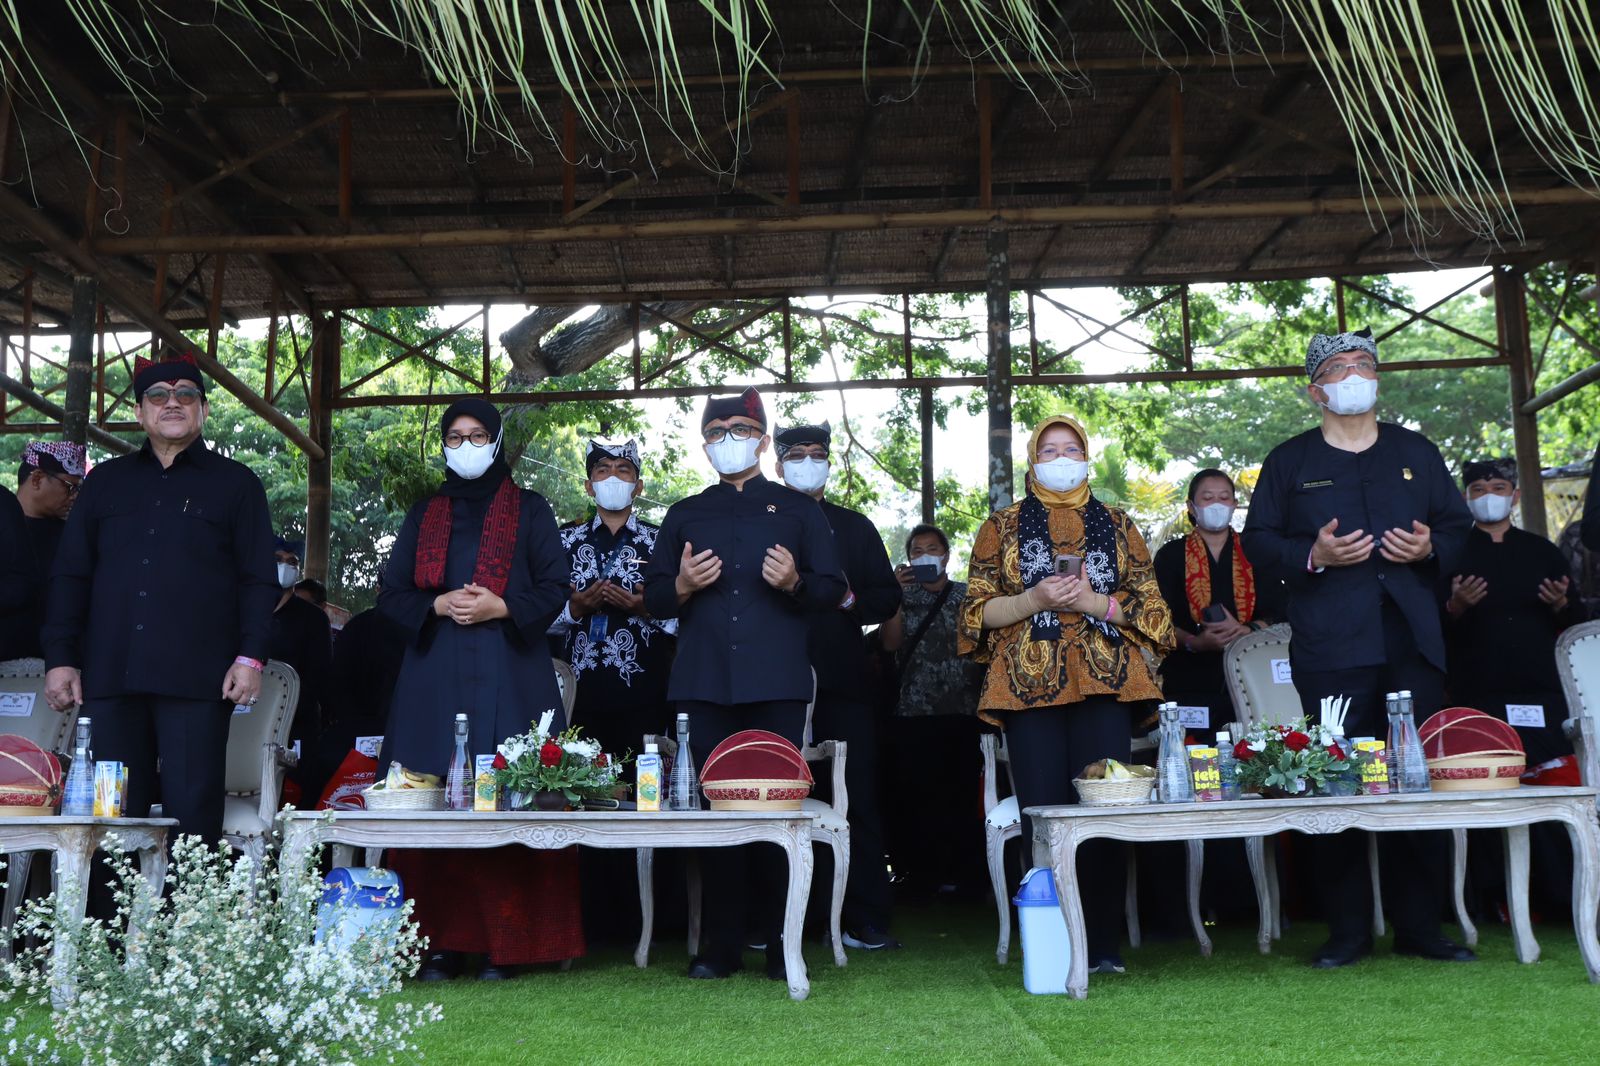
[
  {"x1": 1419, "y1": 708, "x2": 1525, "y2": 759},
  {"x1": 0, "y1": 734, "x2": 63, "y2": 801},
  {"x1": 702, "y1": 730, "x2": 813, "y2": 784}
]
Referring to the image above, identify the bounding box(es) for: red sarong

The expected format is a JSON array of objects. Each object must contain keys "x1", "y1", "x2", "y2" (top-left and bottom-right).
[{"x1": 388, "y1": 846, "x2": 585, "y2": 965}]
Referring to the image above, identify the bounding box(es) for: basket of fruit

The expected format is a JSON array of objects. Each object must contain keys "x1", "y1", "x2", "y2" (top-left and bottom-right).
[{"x1": 1072, "y1": 759, "x2": 1155, "y2": 806}]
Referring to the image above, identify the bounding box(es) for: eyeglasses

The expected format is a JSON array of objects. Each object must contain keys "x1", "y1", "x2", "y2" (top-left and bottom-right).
[
  {"x1": 45, "y1": 473, "x2": 81, "y2": 496},
  {"x1": 143, "y1": 386, "x2": 203, "y2": 407},
  {"x1": 703, "y1": 423, "x2": 761, "y2": 444},
  {"x1": 1316, "y1": 359, "x2": 1377, "y2": 383},
  {"x1": 444, "y1": 429, "x2": 493, "y2": 449},
  {"x1": 1035, "y1": 444, "x2": 1086, "y2": 460}
]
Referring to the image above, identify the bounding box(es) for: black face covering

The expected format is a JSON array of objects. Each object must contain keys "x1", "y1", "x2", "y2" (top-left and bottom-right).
[{"x1": 438, "y1": 398, "x2": 511, "y2": 500}]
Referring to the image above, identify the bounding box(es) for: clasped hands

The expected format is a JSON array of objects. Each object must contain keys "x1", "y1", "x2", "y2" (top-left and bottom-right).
[
  {"x1": 675, "y1": 540, "x2": 799, "y2": 598},
  {"x1": 434, "y1": 582, "x2": 509, "y2": 625},
  {"x1": 1029, "y1": 573, "x2": 1108, "y2": 618},
  {"x1": 568, "y1": 579, "x2": 645, "y2": 618},
  {"x1": 1311, "y1": 517, "x2": 1432, "y2": 568}
]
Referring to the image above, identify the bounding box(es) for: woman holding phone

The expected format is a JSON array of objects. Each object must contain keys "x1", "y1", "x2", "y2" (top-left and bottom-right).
[{"x1": 957, "y1": 414, "x2": 1173, "y2": 974}]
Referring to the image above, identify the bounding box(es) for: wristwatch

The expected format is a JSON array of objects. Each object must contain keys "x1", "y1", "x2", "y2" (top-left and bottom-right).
[{"x1": 787, "y1": 576, "x2": 805, "y2": 597}]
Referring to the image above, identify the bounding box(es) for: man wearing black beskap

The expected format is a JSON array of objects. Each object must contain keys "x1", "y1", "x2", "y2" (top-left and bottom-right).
[
  {"x1": 43, "y1": 349, "x2": 277, "y2": 844},
  {"x1": 643, "y1": 387, "x2": 846, "y2": 981},
  {"x1": 1244, "y1": 328, "x2": 1475, "y2": 969},
  {"x1": 774, "y1": 421, "x2": 902, "y2": 950}
]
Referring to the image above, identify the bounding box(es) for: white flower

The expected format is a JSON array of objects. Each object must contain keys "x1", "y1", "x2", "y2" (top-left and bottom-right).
[{"x1": 1247, "y1": 739, "x2": 1267, "y2": 752}]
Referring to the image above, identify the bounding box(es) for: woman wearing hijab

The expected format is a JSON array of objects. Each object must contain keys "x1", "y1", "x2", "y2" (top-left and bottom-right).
[
  {"x1": 957, "y1": 415, "x2": 1173, "y2": 974},
  {"x1": 379, "y1": 399, "x2": 582, "y2": 980}
]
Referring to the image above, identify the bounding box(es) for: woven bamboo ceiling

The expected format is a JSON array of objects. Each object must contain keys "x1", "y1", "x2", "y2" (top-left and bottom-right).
[{"x1": 3, "y1": 1, "x2": 1599, "y2": 332}]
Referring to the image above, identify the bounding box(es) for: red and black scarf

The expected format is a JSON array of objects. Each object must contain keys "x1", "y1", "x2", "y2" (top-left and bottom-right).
[
  {"x1": 414, "y1": 478, "x2": 522, "y2": 596},
  {"x1": 1183, "y1": 528, "x2": 1255, "y2": 625}
]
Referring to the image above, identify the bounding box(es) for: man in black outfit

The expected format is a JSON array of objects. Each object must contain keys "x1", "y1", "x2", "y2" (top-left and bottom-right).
[
  {"x1": 773, "y1": 422, "x2": 902, "y2": 950},
  {"x1": 643, "y1": 387, "x2": 846, "y2": 981},
  {"x1": 6, "y1": 441, "x2": 85, "y2": 659},
  {"x1": 268, "y1": 537, "x2": 334, "y2": 802},
  {"x1": 1244, "y1": 327, "x2": 1475, "y2": 968},
  {"x1": 43, "y1": 351, "x2": 277, "y2": 844}
]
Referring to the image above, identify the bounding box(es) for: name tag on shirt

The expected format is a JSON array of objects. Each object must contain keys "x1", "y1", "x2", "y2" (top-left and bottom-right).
[
  {"x1": 1176, "y1": 705, "x2": 1209, "y2": 729},
  {"x1": 1270, "y1": 659, "x2": 1294, "y2": 685},
  {"x1": 1300, "y1": 479, "x2": 1334, "y2": 489},
  {"x1": 356, "y1": 735, "x2": 383, "y2": 758},
  {"x1": 0, "y1": 692, "x2": 35, "y2": 717},
  {"x1": 1506, "y1": 704, "x2": 1546, "y2": 728}
]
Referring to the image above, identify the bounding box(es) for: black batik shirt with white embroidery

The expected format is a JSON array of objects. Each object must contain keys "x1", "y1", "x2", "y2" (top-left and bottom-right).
[{"x1": 551, "y1": 513, "x2": 677, "y2": 688}]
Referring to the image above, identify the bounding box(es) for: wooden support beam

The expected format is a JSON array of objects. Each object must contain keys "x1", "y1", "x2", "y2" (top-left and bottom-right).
[
  {"x1": 80, "y1": 126, "x2": 104, "y2": 245},
  {"x1": 1169, "y1": 77, "x2": 1184, "y2": 202},
  {"x1": 0, "y1": 366, "x2": 134, "y2": 453},
  {"x1": 919, "y1": 385, "x2": 935, "y2": 525},
  {"x1": 172, "y1": 108, "x2": 347, "y2": 206},
  {"x1": 305, "y1": 314, "x2": 338, "y2": 582},
  {"x1": 63, "y1": 276, "x2": 96, "y2": 447},
  {"x1": 0, "y1": 181, "x2": 324, "y2": 459},
  {"x1": 338, "y1": 110, "x2": 353, "y2": 223},
  {"x1": 1497, "y1": 268, "x2": 1546, "y2": 537},
  {"x1": 206, "y1": 254, "x2": 227, "y2": 359},
  {"x1": 986, "y1": 224, "x2": 1012, "y2": 512},
  {"x1": 978, "y1": 77, "x2": 993, "y2": 210}
]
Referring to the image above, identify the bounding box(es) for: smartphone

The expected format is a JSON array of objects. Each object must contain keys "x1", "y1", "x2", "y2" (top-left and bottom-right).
[
  {"x1": 1201, "y1": 604, "x2": 1226, "y2": 624},
  {"x1": 909, "y1": 562, "x2": 940, "y2": 583},
  {"x1": 1055, "y1": 554, "x2": 1083, "y2": 579}
]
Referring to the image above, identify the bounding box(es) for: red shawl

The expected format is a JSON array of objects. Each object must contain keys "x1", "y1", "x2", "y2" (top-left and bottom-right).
[
  {"x1": 1183, "y1": 528, "x2": 1256, "y2": 625},
  {"x1": 414, "y1": 478, "x2": 521, "y2": 596}
]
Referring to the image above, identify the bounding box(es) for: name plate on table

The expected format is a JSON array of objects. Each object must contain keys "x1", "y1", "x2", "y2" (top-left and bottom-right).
[
  {"x1": 1270, "y1": 659, "x2": 1293, "y2": 685},
  {"x1": 0, "y1": 692, "x2": 36, "y2": 717},
  {"x1": 1176, "y1": 705, "x2": 1210, "y2": 730},
  {"x1": 1507, "y1": 704, "x2": 1546, "y2": 728}
]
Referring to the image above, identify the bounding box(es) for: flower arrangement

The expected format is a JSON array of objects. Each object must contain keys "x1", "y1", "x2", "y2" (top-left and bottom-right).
[
  {"x1": 0, "y1": 834, "x2": 441, "y2": 1065},
  {"x1": 493, "y1": 710, "x2": 629, "y2": 807},
  {"x1": 1232, "y1": 717, "x2": 1356, "y2": 796}
]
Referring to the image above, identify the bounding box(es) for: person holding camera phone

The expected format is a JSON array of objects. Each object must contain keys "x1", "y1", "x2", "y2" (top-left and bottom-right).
[{"x1": 957, "y1": 414, "x2": 1173, "y2": 975}]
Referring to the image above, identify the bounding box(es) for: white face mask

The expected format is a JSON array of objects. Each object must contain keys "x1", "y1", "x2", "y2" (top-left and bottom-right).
[
  {"x1": 1317, "y1": 376, "x2": 1378, "y2": 416},
  {"x1": 444, "y1": 430, "x2": 501, "y2": 480},
  {"x1": 908, "y1": 553, "x2": 946, "y2": 576},
  {"x1": 782, "y1": 457, "x2": 829, "y2": 493},
  {"x1": 590, "y1": 476, "x2": 636, "y2": 512},
  {"x1": 1032, "y1": 457, "x2": 1089, "y2": 494},
  {"x1": 1468, "y1": 492, "x2": 1513, "y2": 524},
  {"x1": 276, "y1": 563, "x2": 300, "y2": 589},
  {"x1": 706, "y1": 435, "x2": 762, "y2": 476},
  {"x1": 1195, "y1": 502, "x2": 1235, "y2": 532}
]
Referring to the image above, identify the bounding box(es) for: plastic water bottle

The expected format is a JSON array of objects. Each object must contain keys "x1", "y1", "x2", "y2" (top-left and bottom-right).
[
  {"x1": 1215, "y1": 730, "x2": 1240, "y2": 800},
  {"x1": 1157, "y1": 704, "x2": 1193, "y2": 803},
  {"x1": 1388, "y1": 690, "x2": 1431, "y2": 793},
  {"x1": 62, "y1": 717, "x2": 95, "y2": 816},
  {"x1": 667, "y1": 713, "x2": 701, "y2": 811},
  {"x1": 445, "y1": 713, "x2": 473, "y2": 811}
]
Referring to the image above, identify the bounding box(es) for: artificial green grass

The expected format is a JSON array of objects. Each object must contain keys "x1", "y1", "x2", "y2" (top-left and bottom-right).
[{"x1": 402, "y1": 903, "x2": 1600, "y2": 1065}]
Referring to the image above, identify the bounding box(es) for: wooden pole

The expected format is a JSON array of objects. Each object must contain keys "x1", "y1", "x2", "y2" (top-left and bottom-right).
[
  {"x1": 985, "y1": 223, "x2": 1012, "y2": 512},
  {"x1": 305, "y1": 314, "x2": 339, "y2": 583},
  {"x1": 920, "y1": 385, "x2": 935, "y2": 525},
  {"x1": 977, "y1": 76, "x2": 993, "y2": 210},
  {"x1": 1169, "y1": 76, "x2": 1184, "y2": 201},
  {"x1": 1497, "y1": 267, "x2": 1546, "y2": 537},
  {"x1": 62, "y1": 276, "x2": 97, "y2": 447},
  {"x1": 91, "y1": 187, "x2": 1600, "y2": 257}
]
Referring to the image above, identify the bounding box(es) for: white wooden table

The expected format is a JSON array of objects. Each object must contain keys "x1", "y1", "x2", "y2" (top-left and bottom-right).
[
  {"x1": 0, "y1": 815, "x2": 175, "y2": 1004},
  {"x1": 277, "y1": 809, "x2": 820, "y2": 1000},
  {"x1": 1026, "y1": 786, "x2": 1600, "y2": 999}
]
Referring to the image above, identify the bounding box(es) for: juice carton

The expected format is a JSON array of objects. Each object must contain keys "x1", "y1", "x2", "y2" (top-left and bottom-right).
[
  {"x1": 93, "y1": 761, "x2": 124, "y2": 817},
  {"x1": 636, "y1": 743, "x2": 662, "y2": 812},
  {"x1": 1188, "y1": 747, "x2": 1223, "y2": 802},
  {"x1": 473, "y1": 755, "x2": 498, "y2": 812},
  {"x1": 1356, "y1": 741, "x2": 1390, "y2": 795}
]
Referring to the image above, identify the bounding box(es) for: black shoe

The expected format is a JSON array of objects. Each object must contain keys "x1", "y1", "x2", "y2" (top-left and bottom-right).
[
  {"x1": 1310, "y1": 938, "x2": 1372, "y2": 969},
  {"x1": 476, "y1": 963, "x2": 511, "y2": 981},
  {"x1": 842, "y1": 926, "x2": 902, "y2": 950},
  {"x1": 1087, "y1": 955, "x2": 1127, "y2": 975},
  {"x1": 1393, "y1": 935, "x2": 1477, "y2": 962},
  {"x1": 686, "y1": 955, "x2": 741, "y2": 980},
  {"x1": 417, "y1": 951, "x2": 459, "y2": 982},
  {"x1": 765, "y1": 944, "x2": 787, "y2": 981}
]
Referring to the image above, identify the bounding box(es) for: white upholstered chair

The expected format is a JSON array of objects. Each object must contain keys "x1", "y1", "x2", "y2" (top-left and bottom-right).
[
  {"x1": 217, "y1": 660, "x2": 300, "y2": 868},
  {"x1": 0, "y1": 659, "x2": 77, "y2": 958},
  {"x1": 1557, "y1": 620, "x2": 1600, "y2": 792}
]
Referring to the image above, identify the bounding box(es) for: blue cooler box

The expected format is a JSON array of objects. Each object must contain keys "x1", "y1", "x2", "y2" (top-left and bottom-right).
[
  {"x1": 1014, "y1": 866, "x2": 1071, "y2": 994},
  {"x1": 316, "y1": 867, "x2": 406, "y2": 962}
]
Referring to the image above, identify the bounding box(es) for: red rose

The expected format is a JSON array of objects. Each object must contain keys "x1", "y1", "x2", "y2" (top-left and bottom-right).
[
  {"x1": 1284, "y1": 731, "x2": 1311, "y2": 752},
  {"x1": 596, "y1": 752, "x2": 610, "y2": 768},
  {"x1": 1233, "y1": 740, "x2": 1255, "y2": 762},
  {"x1": 539, "y1": 741, "x2": 562, "y2": 767},
  {"x1": 1328, "y1": 742, "x2": 1346, "y2": 762},
  {"x1": 492, "y1": 753, "x2": 508, "y2": 770}
]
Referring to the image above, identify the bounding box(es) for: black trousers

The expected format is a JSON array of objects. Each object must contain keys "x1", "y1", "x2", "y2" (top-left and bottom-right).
[
  {"x1": 885, "y1": 713, "x2": 989, "y2": 894},
  {"x1": 84, "y1": 694, "x2": 234, "y2": 844},
  {"x1": 1292, "y1": 602, "x2": 1450, "y2": 947},
  {"x1": 810, "y1": 689, "x2": 892, "y2": 932},
  {"x1": 1005, "y1": 696, "x2": 1134, "y2": 963},
  {"x1": 680, "y1": 698, "x2": 807, "y2": 967}
]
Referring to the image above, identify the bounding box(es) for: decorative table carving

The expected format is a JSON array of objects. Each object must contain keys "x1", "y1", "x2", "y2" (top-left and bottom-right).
[
  {"x1": 1027, "y1": 786, "x2": 1600, "y2": 999},
  {"x1": 277, "y1": 809, "x2": 819, "y2": 1001}
]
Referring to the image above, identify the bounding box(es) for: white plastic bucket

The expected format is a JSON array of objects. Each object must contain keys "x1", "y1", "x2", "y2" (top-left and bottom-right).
[{"x1": 1014, "y1": 866, "x2": 1071, "y2": 994}]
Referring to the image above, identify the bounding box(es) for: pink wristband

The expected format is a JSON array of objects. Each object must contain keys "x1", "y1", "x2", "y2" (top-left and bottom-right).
[
  {"x1": 235, "y1": 656, "x2": 264, "y2": 672},
  {"x1": 1103, "y1": 596, "x2": 1117, "y2": 622}
]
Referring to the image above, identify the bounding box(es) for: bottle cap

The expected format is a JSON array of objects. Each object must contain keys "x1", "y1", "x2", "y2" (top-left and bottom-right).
[
  {"x1": 455, "y1": 712, "x2": 468, "y2": 721},
  {"x1": 1398, "y1": 689, "x2": 1413, "y2": 699},
  {"x1": 78, "y1": 716, "x2": 91, "y2": 726},
  {"x1": 1384, "y1": 692, "x2": 1398, "y2": 701},
  {"x1": 645, "y1": 742, "x2": 658, "y2": 753},
  {"x1": 1216, "y1": 731, "x2": 1230, "y2": 743},
  {"x1": 676, "y1": 712, "x2": 688, "y2": 722}
]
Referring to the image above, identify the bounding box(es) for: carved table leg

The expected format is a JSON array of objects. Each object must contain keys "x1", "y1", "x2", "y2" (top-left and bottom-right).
[
  {"x1": 780, "y1": 825, "x2": 814, "y2": 1002},
  {"x1": 1561, "y1": 805, "x2": 1600, "y2": 983},
  {"x1": 1503, "y1": 824, "x2": 1539, "y2": 965},
  {"x1": 1185, "y1": 839, "x2": 1211, "y2": 957},
  {"x1": 1047, "y1": 824, "x2": 1089, "y2": 1000},
  {"x1": 330, "y1": 844, "x2": 356, "y2": 869},
  {"x1": 633, "y1": 848, "x2": 654, "y2": 969},
  {"x1": 278, "y1": 823, "x2": 317, "y2": 898},
  {"x1": 1245, "y1": 836, "x2": 1272, "y2": 954}
]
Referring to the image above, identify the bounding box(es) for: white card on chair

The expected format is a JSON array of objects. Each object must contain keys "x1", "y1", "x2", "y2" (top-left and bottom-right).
[
  {"x1": 1506, "y1": 704, "x2": 1545, "y2": 728},
  {"x1": 0, "y1": 692, "x2": 35, "y2": 716},
  {"x1": 1270, "y1": 659, "x2": 1293, "y2": 685},
  {"x1": 1176, "y1": 705, "x2": 1209, "y2": 729}
]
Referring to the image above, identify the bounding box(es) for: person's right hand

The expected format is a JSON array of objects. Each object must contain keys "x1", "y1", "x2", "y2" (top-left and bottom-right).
[
  {"x1": 1187, "y1": 626, "x2": 1228, "y2": 654},
  {"x1": 569, "y1": 580, "x2": 610, "y2": 619},
  {"x1": 675, "y1": 541, "x2": 722, "y2": 597},
  {"x1": 433, "y1": 588, "x2": 475, "y2": 618},
  {"x1": 895, "y1": 564, "x2": 919, "y2": 590},
  {"x1": 1030, "y1": 574, "x2": 1075, "y2": 611},
  {"x1": 1310, "y1": 517, "x2": 1374, "y2": 569},
  {"x1": 1447, "y1": 574, "x2": 1488, "y2": 616},
  {"x1": 44, "y1": 666, "x2": 82, "y2": 712}
]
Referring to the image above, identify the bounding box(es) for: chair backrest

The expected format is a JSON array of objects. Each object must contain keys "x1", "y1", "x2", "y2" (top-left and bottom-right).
[
  {"x1": 1223, "y1": 623, "x2": 1301, "y2": 729},
  {"x1": 801, "y1": 668, "x2": 819, "y2": 748},
  {"x1": 0, "y1": 658, "x2": 77, "y2": 751},
  {"x1": 224, "y1": 660, "x2": 299, "y2": 795},
  {"x1": 553, "y1": 659, "x2": 577, "y2": 724},
  {"x1": 1555, "y1": 619, "x2": 1600, "y2": 786}
]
